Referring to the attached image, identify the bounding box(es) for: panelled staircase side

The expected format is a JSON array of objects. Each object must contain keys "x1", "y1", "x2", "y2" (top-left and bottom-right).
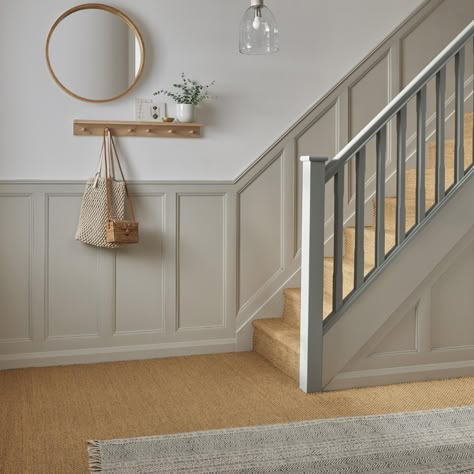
[{"x1": 253, "y1": 20, "x2": 474, "y2": 392}]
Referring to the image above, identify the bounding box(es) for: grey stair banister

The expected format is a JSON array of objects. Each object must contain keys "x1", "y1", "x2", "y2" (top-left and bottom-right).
[
  {"x1": 299, "y1": 156, "x2": 327, "y2": 393},
  {"x1": 435, "y1": 67, "x2": 446, "y2": 203},
  {"x1": 416, "y1": 86, "x2": 427, "y2": 224},
  {"x1": 333, "y1": 168, "x2": 345, "y2": 312},
  {"x1": 354, "y1": 148, "x2": 366, "y2": 290},
  {"x1": 299, "y1": 21, "x2": 473, "y2": 393},
  {"x1": 454, "y1": 47, "x2": 465, "y2": 183},
  {"x1": 375, "y1": 126, "x2": 386, "y2": 267},
  {"x1": 396, "y1": 106, "x2": 407, "y2": 244}
]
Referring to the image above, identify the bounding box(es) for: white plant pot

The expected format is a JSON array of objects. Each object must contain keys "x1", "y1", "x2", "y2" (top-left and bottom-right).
[{"x1": 176, "y1": 104, "x2": 194, "y2": 123}]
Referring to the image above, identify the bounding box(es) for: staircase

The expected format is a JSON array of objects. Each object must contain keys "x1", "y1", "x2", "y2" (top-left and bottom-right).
[{"x1": 252, "y1": 112, "x2": 474, "y2": 382}]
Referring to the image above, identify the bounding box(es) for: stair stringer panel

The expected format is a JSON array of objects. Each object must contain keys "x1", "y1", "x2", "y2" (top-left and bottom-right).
[{"x1": 323, "y1": 171, "x2": 474, "y2": 390}]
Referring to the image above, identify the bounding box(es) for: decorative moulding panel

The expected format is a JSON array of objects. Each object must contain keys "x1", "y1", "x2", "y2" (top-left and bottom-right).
[
  {"x1": 238, "y1": 156, "x2": 284, "y2": 310},
  {"x1": 45, "y1": 194, "x2": 101, "y2": 339},
  {"x1": 114, "y1": 193, "x2": 166, "y2": 336},
  {"x1": 0, "y1": 194, "x2": 33, "y2": 343},
  {"x1": 430, "y1": 240, "x2": 474, "y2": 350},
  {"x1": 176, "y1": 193, "x2": 227, "y2": 330}
]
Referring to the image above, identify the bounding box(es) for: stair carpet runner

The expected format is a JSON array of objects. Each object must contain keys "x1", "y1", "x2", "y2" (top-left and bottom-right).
[{"x1": 253, "y1": 112, "x2": 474, "y2": 381}]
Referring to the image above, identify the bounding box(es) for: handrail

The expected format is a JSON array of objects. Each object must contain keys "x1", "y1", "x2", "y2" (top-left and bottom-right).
[
  {"x1": 300, "y1": 19, "x2": 474, "y2": 393},
  {"x1": 325, "y1": 20, "x2": 474, "y2": 181}
]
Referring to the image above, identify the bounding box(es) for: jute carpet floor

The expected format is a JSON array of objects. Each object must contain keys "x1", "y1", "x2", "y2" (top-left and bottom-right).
[
  {"x1": 1, "y1": 352, "x2": 474, "y2": 473},
  {"x1": 88, "y1": 406, "x2": 474, "y2": 473}
]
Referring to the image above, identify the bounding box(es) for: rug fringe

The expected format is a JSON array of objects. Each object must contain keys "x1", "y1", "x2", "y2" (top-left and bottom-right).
[{"x1": 87, "y1": 440, "x2": 103, "y2": 473}]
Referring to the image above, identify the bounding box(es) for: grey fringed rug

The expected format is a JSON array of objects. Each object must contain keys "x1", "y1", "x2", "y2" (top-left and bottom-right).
[{"x1": 88, "y1": 405, "x2": 474, "y2": 473}]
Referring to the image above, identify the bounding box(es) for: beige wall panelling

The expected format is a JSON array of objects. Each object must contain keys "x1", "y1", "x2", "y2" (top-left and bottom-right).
[
  {"x1": 238, "y1": 157, "x2": 284, "y2": 311},
  {"x1": 114, "y1": 193, "x2": 166, "y2": 337},
  {"x1": 46, "y1": 193, "x2": 102, "y2": 341},
  {"x1": 431, "y1": 241, "x2": 474, "y2": 349},
  {"x1": 371, "y1": 307, "x2": 418, "y2": 355},
  {"x1": 401, "y1": 0, "x2": 474, "y2": 87},
  {"x1": 177, "y1": 192, "x2": 227, "y2": 331},
  {"x1": 0, "y1": 194, "x2": 32, "y2": 343}
]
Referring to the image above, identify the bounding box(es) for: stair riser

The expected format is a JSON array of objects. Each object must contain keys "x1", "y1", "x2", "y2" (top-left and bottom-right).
[
  {"x1": 282, "y1": 296, "x2": 301, "y2": 329},
  {"x1": 253, "y1": 329, "x2": 299, "y2": 381},
  {"x1": 427, "y1": 140, "x2": 473, "y2": 169},
  {"x1": 405, "y1": 169, "x2": 454, "y2": 201}
]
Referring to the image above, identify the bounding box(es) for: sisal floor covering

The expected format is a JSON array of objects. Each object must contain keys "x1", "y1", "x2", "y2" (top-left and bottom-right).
[{"x1": 1, "y1": 352, "x2": 474, "y2": 473}]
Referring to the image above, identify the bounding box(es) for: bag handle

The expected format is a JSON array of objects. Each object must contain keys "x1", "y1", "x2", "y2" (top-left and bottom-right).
[
  {"x1": 92, "y1": 140, "x2": 105, "y2": 188},
  {"x1": 103, "y1": 128, "x2": 136, "y2": 223}
]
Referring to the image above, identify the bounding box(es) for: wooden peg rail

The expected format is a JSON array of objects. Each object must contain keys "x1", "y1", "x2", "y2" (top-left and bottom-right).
[{"x1": 73, "y1": 120, "x2": 202, "y2": 138}]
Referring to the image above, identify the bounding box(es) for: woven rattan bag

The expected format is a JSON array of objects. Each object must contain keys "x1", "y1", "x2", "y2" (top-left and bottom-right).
[{"x1": 75, "y1": 129, "x2": 134, "y2": 248}]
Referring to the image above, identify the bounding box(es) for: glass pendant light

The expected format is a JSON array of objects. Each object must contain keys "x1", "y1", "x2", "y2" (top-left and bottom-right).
[{"x1": 239, "y1": 0, "x2": 279, "y2": 55}]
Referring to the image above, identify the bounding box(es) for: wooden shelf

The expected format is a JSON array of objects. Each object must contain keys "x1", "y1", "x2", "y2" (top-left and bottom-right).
[{"x1": 73, "y1": 120, "x2": 202, "y2": 138}]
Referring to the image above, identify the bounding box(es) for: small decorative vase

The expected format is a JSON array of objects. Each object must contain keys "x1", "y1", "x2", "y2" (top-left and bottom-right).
[{"x1": 176, "y1": 104, "x2": 194, "y2": 122}]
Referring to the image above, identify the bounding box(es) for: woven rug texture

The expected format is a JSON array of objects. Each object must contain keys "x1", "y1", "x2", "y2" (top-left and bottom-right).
[{"x1": 89, "y1": 405, "x2": 474, "y2": 473}]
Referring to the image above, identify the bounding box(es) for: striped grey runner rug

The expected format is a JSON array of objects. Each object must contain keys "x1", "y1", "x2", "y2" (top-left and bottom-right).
[{"x1": 88, "y1": 405, "x2": 474, "y2": 473}]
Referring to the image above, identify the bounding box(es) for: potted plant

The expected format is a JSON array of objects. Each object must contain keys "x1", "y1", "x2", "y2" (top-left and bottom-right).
[{"x1": 153, "y1": 73, "x2": 216, "y2": 123}]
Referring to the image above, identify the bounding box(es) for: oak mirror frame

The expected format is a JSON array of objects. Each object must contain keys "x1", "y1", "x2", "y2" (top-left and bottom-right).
[{"x1": 45, "y1": 3, "x2": 145, "y2": 103}]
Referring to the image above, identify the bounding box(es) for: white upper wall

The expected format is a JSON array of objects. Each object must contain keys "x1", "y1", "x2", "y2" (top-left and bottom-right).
[{"x1": 0, "y1": 0, "x2": 423, "y2": 181}]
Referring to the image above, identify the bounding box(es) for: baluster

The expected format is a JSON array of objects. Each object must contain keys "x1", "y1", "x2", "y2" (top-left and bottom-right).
[
  {"x1": 455, "y1": 47, "x2": 465, "y2": 182},
  {"x1": 333, "y1": 167, "x2": 344, "y2": 313},
  {"x1": 375, "y1": 126, "x2": 386, "y2": 267},
  {"x1": 299, "y1": 156, "x2": 327, "y2": 393},
  {"x1": 354, "y1": 148, "x2": 366, "y2": 290},
  {"x1": 416, "y1": 86, "x2": 427, "y2": 224},
  {"x1": 396, "y1": 106, "x2": 407, "y2": 243},
  {"x1": 435, "y1": 67, "x2": 446, "y2": 202}
]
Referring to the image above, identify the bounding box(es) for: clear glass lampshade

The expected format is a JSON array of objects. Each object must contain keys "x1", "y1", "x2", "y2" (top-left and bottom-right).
[{"x1": 239, "y1": 4, "x2": 279, "y2": 55}]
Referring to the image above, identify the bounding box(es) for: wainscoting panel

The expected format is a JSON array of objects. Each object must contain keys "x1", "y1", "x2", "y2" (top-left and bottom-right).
[
  {"x1": 46, "y1": 194, "x2": 101, "y2": 339},
  {"x1": 115, "y1": 194, "x2": 165, "y2": 335},
  {"x1": 400, "y1": 0, "x2": 474, "y2": 87},
  {"x1": 177, "y1": 193, "x2": 226, "y2": 330},
  {"x1": 370, "y1": 306, "x2": 418, "y2": 356},
  {"x1": 238, "y1": 157, "x2": 283, "y2": 310},
  {"x1": 0, "y1": 194, "x2": 32, "y2": 342},
  {"x1": 431, "y1": 241, "x2": 474, "y2": 350}
]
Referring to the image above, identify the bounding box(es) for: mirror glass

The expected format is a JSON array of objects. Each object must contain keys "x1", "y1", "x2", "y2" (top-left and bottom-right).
[{"x1": 46, "y1": 5, "x2": 145, "y2": 102}]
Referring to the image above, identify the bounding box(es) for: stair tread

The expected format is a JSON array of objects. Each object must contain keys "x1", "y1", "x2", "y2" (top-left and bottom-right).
[
  {"x1": 252, "y1": 318, "x2": 300, "y2": 352},
  {"x1": 283, "y1": 288, "x2": 301, "y2": 300}
]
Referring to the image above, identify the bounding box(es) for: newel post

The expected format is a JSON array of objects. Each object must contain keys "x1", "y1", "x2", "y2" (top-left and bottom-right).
[{"x1": 300, "y1": 156, "x2": 327, "y2": 393}]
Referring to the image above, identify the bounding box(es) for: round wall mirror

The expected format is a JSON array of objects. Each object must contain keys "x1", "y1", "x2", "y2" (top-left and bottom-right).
[{"x1": 46, "y1": 3, "x2": 145, "y2": 103}]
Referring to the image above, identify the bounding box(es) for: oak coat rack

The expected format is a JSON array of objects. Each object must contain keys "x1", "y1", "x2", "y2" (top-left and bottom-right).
[{"x1": 73, "y1": 120, "x2": 202, "y2": 138}]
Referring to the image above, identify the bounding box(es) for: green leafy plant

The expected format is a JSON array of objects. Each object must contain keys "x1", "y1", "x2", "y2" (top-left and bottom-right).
[{"x1": 153, "y1": 73, "x2": 216, "y2": 105}]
